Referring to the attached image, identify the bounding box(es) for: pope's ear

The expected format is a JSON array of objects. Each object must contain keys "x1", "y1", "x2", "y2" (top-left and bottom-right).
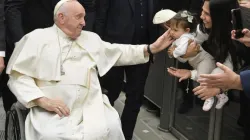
[{"x1": 57, "y1": 13, "x2": 66, "y2": 24}]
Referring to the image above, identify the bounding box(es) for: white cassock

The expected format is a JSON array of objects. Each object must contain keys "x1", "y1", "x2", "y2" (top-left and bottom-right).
[{"x1": 6, "y1": 25, "x2": 149, "y2": 140}]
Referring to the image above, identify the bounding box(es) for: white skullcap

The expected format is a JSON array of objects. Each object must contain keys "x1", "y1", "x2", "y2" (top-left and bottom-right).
[
  {"x1": 53, "y1": 0, "x2": 72, "y2": 16},
  {"x1": 153, "y1": 9, "x2": 177, "y2": 24}
]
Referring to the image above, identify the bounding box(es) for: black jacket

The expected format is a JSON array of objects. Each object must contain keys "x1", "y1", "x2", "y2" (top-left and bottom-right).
[
  {"x1": 0, "y1": 0, "x2": 5, "y2": 51},
  {"x1": 94, "y1": 0, "x2": 159, "y2": 44}
]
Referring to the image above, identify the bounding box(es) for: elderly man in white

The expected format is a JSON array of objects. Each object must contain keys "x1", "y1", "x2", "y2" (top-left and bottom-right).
[{"x1": 6, "y1": 0, "x2": 173, "y2": 139}]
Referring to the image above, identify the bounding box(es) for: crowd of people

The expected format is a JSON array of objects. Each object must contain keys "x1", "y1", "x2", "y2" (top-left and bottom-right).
[{"x1": 0, "y1": 0, "x2": 250, "y2": 140}]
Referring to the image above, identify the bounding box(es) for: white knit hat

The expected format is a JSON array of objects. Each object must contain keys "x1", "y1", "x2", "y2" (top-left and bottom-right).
[
  {"x1": 153, "y1": 9, "x2": 177, "y2": 24},
  {"x1": 53, "y1": 0, "x2": 72, "y2": 16}
]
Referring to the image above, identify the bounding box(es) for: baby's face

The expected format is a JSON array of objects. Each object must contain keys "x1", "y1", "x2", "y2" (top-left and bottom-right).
[{"x1": 169, "y1": 24, "x2": 187, "y2": 39}]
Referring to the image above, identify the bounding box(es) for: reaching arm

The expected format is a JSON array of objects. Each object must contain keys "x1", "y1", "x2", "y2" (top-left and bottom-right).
[{"x1": 100, "y1": 29, "x2": 174, "y2": 66}]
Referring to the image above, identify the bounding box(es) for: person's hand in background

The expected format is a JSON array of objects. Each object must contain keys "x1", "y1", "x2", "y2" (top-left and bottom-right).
[{"x1": 239, "y1": 0, "x2": 250, "y2": 8}]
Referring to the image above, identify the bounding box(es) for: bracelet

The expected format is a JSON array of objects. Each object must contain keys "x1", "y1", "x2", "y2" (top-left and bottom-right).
[
  {"x1": 147, "y1": 45, "x2": 153, "y2": 55},
  {"x1": 147, "y1": 45, "x2": 154, "y2": 63}
]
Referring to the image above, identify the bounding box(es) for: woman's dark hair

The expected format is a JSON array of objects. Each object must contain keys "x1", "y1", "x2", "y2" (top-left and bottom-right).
[
  {"x1": 202, "y1": 0, "x2": 238, "y2": 70},
  {"x1": 171, "y1": 10, "x2": 198, "y2": 33}
]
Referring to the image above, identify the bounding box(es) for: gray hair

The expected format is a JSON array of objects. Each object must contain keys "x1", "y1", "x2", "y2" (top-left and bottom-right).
[{"x1": 54, "y1": 3, "x2": 68, "y2": 22}]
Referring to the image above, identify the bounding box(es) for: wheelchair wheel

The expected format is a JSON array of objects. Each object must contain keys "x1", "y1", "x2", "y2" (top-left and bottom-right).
[{"x1": 5, "y1": 109, "x2": 21, "y2": 140}]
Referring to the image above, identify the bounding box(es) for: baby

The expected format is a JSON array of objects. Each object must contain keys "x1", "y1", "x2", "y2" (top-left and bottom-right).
[{"x1": 153, "y1": 10, "x2": 229, "y2": 111}]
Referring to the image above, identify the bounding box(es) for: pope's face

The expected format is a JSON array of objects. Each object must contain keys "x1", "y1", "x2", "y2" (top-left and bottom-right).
[{"x1": 63, "y1": 2, "x2": 86, "y2": 39}]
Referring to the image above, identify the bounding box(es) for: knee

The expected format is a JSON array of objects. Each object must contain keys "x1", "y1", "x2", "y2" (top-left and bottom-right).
[{"x1": 108, "y1": 118, "x2": 122, "y2": 133}]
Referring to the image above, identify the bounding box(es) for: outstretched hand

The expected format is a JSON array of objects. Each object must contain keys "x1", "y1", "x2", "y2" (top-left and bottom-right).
[
  {"x1": 167, "y1": 67, "x2": 191, "y2": 82},
  {"x1": 150, "y1": 28, "x2": 174, "y2": 54},
  {"x1": 193, "y1": 86, "x2": 220, "y2": 100},
  {"x1": 198, "y1": 62, "x2": 241, "y2": 90}
]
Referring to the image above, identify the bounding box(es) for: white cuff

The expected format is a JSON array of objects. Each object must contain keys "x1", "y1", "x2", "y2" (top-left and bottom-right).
[
  {"x1": 0, "y1": 51, "x2": 5, "y2": 57},
  {"x1": 191, "y1": 70, "x2": 198, "y2": 81}
]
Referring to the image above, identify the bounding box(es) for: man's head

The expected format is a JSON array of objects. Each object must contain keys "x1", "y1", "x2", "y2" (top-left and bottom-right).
[{"x1": 54, "y1": 0, "x2": 86, "y2": 39}]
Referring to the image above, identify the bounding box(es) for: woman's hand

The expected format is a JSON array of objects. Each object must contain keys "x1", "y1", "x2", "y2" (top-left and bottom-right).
[
  {"x1": 181, "y1": 39, "x2": 200, "y2": 58},
  {"x1": 193, "y1": 86, "x2": 220, "y2": 100},
  {"x1": 167, "y1": 67, "x2": 191, "y2": 82}
]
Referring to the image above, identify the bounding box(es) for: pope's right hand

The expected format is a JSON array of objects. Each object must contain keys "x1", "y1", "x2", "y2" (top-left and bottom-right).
[{"x1": 34, "y1": 97, "x2": 70, "y2": 117}]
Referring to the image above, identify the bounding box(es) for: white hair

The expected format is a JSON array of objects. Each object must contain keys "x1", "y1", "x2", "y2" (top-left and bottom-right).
[{"x1": 54, "y1": 3, "x2": 68, "y2": 22}]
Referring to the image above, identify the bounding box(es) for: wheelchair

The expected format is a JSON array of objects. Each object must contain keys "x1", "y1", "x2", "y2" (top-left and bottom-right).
[{"x1": 5, "y1": 102, "x2": 29, "y2": 140}]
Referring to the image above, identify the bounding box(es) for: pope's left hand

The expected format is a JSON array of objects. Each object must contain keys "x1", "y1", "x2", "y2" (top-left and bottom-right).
[
  {"x1": 193, "y1": 86, "x2": 220, "y2": 100},
  {"x1": 150, "y1": 28, "x2": 174, "y2": 54}
]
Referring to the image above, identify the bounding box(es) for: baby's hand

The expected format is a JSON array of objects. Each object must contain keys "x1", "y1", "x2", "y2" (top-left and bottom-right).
[{"x1": 168, "y1": 45, "x2": 176, "y2": 57}]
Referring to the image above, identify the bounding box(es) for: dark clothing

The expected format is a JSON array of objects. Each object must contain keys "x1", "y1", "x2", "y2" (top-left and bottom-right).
[
  {"x1": 95, "y1": 0, "x2": 158, "y2": 44},
  {"x1": 235, "y1": 7, "x2": 250, "y2": 139},
  {"x1": 82, "y1": 0, "x2": 96, "y2": 12},
  {"x1": 240, "y1": 70, "x2": 250, "y2": 96},
  {"x1": 133, "y1": 0, "x2": 149, "y2": 44},
  {"x1": 95, "y1": 0, "x2": 159, "y2": 139},
  {"x1": 158, "y1": 0, "x2": 202, "y2": 15},
  {"x1": 0, "y1": 0, "x2": 5, "y2": 51},
  {"x1": 84, "y1": 11, "x2": 96, "y2": 32}
]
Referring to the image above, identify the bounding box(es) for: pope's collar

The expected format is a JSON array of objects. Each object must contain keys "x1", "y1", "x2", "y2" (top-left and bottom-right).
[{"x1": 53, "y1": 24, "x2": 73, "y2": 41}]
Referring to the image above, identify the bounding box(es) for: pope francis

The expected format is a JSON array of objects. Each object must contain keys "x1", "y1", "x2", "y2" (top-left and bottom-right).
[{"x1": 6, "y1": 0, "x2": 173, "y2": 139}]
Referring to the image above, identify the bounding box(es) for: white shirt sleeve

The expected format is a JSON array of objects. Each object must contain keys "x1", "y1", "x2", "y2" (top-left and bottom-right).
[
  {"x1": 191, "y1": 70, "x2": 198, "y2": 81},
  {"x1": 0, "y1": 51, "x2": 5, "y2": 57},
  {"x1": 173, "y1": 36, "x2": 190, "y2": 58},
  {"x1": 194, "y1": 24, "x2": 209, "y2": 44}
]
